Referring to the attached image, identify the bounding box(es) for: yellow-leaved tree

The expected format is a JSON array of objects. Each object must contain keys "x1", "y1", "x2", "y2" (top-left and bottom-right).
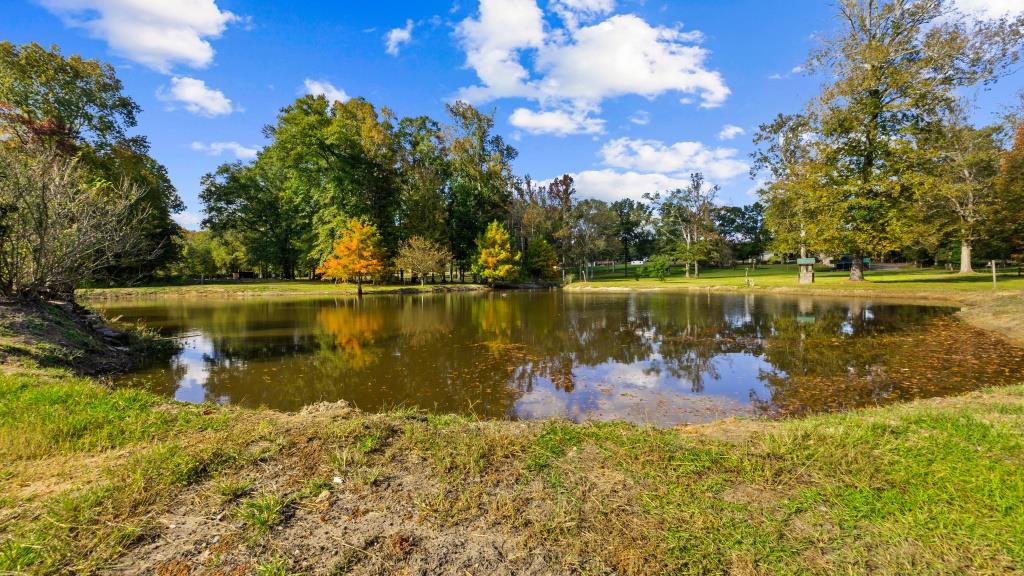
[
  {"x1": 472, "y1": 220, "x2": 519, "y2": 286},
  {"x1": 317, "y1": 218, "x2": 384, "y2": 296}
]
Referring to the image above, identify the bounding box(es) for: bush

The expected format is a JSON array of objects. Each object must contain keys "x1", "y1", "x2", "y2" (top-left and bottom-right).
[{"x1": 646, "y1": 255, "x2": 672, "y2": 281}]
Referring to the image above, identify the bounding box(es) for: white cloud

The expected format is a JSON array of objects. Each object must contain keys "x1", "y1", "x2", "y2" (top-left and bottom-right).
[
  {"x1": 159, "y1": 76, "x2": 235, "y2": 116},
  {"x1": 551, "y1": 0, "x2": 615, "y2": 29},
  {"x1": 303, "y1": 79, "x2": 350, "y2": 104},
  {"x1": 600, "y1": 137, "x2": 749, "y2": 180},
  {"x1": 456, "y1": 0, "x2": 545, "y2": 101},
  {"x1": 952, "y1": 0, "x2": 1024, "y2": 19},
  {"x1": 509, "y1": 107, "x2": 604, "y2": 135},
  {"x1": 39, "y1": 0, "x2": 239, "y2": 72},
  {"x1": 455, "y1": 2, "x2": 728, "y2": 134},
  {"x1": 717, "y1": 124, "x2": 745, "y2": 141},
  {"x1": 190, "y1": 141, "x2": 258, "y2": 159},
  {"x1": 173, "y1": 210, "x2": 203, "y2": 230},
  {"x1": 628, "y1": 110, "x2": 650, "y2": 125},
  {"x1": 534, "y1": 15, "x2": 722, "y2": 106},
  {"x1": 563, "y1": 169, "x2": 693, "y2": 202},
  {"x1": 385, "y1": 19, "x2": 414, "y2": 56}
]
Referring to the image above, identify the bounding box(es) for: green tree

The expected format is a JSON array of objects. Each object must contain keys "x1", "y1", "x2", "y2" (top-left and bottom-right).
[
  {"x1": 173, "y1": 231, "x2": 219, "y2": 281},
  {"x1": 473, "y1": 221, "x2": 519, "y2": 285},
  {"x1": 446, "y1": 102, "x2": 518, "y2": 276},
  {"x1": 715, "y1": 203, "x2": 770, "y2": 266},
  {"x1": 0, "y1": 41, "x2": 183, "y2": 281},
  {"x1": 200, "y1": 161, "x2": 308, "y2": 279},
  {"x1": 524, "y1": 237, "x2": 559, "y2": 282},
  {"x1": 0, "y1": 42, "x2": 139, "y2": 148},
  {"x1": 995, "y1": 122, "x2": 1024, "y2": 260},
  {"x1": 646, "y1": 173, "x2": 719, "y2": 278},
  {"x1": 645, "y1": 254, "x2": 672, "y2": 281},
  {"x1": 569, "y1": 199, "x2": 619, "y2": 281},
  {"x1": 914, "y1": 103, "x2": 1005, "y2": 272},
  {"x1": 396, "y1": 116, "x2": 450, "y2": 246},
  {"x1": 263, "y1": 95, "x2": 400, "y2": 261},
  {"x1": 755, "y1": 0, "x2": 1023, "y2": 280},
  {"x1": 611, "y1": 198, "x2": 653, "y2": 276}
]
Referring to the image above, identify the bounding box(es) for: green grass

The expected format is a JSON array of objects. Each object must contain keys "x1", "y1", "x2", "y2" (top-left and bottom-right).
[
  {"x1": 237, "y1": 494, "x2": 287, "y2": 535},
  {"x1": 574, "y1": 263, "x2": 1024, "y2": 296},
  {"x1": 0, "y1": 373, "x2": 225, "y2": 459},
  {"x1": 2, "y1": 368, "x2": 1023, "y2": 573},
  {"x1": 77, "y1": 279, "x2": 485, "y2": 300}
]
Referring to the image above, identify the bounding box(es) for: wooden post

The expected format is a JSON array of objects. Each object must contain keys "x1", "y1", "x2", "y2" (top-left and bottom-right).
[{"x1": 992, "y1": 260, "x2": 997, "y2": 289}]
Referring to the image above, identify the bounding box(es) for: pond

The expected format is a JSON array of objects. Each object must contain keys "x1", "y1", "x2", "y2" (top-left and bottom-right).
[{"x1": 97, "y1": 291, "x2": 1024, "y2": 426}]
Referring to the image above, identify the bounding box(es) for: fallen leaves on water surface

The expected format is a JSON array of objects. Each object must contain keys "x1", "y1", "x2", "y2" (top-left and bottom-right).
[{"x1": 759, "y1": 316, "x2": 1024, "y2": 418}]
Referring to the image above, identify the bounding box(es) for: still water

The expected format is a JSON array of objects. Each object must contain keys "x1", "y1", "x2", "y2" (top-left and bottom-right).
[{"x1": 98, "y1": 291, "x2": 1024, "y2": 426}]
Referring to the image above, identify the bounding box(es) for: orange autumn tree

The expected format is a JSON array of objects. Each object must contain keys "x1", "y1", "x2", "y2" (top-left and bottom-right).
[{"x1": 317, "y1": 218, "x2": 384, "y2": 296}]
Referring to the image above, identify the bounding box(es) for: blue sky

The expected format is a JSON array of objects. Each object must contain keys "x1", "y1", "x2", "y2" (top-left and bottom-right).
[{"x1": 5, "y1": 0, "x2": 1022, "y2": 229}]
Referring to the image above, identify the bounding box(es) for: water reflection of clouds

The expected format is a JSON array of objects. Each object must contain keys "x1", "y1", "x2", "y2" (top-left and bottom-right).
[
  {"x1": 515, "y1": 353, "x2": 772, "y2": 426},
  {"x1": 169, "y1": 334, "x2": 216, "y2": 404},
  {"x1": 514, "y1": 372, "x2": 755, "y2": 426}
]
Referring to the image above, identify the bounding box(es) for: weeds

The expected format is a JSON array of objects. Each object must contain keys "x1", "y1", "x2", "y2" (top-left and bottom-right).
[
  {"x1": 237, "y1": 494, "x2": 287, "y2": 535},
  {"x1": 216, "y1": 478, "x2": 253, "y2": 502}
]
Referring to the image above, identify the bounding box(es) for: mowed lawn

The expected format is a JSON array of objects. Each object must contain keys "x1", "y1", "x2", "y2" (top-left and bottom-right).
[
  {"x1": 77, "y1": 279, "x2": 485, "y2": 300},
  {"x1": 571, "y1": 264, "x2": 1024, "y2": 297}
]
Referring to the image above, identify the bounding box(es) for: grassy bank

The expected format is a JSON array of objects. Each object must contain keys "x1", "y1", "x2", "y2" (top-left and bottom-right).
[
  {"x1": 77, "y1": 280, "x2": 486, "y2": 301},
  {"x1": 571, "y1": 264, "x2": 1024, "y2": 297},
  {"x1": 570, "y1": 265, "x2": 1024, "y2": 344},
  {"x1": 2, "y1": 370, "x2": 1022, "y2": 574}
]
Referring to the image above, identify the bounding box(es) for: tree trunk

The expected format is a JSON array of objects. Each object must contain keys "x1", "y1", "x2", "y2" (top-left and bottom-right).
[
  {"x1": 959, "y1": 242, "x2": 974, "y2": 274},
  {"x1": 849, "y1": 253, "x2": 865, "y2": 282},
  {"x1": 694, "y1": 260, "x2": 699, "y2": 278},
  {"x1": 357, "y1": 279, "x2": 363, "y2": 297}
]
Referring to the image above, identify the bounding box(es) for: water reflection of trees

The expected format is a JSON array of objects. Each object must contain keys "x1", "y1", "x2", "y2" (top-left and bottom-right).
[{"x1": 106, "y1": 293, "x2": 1024, "y2": 419}]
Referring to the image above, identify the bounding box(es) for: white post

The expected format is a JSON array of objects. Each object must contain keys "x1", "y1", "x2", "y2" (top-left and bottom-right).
[{"x1": 992, "y1": 260, "x2": 997, "y2": 289}]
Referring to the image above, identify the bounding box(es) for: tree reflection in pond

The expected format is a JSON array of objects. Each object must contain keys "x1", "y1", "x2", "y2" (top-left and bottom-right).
[{"x1": 100, "y1": 292, "x2": 1024, "y2": 425}]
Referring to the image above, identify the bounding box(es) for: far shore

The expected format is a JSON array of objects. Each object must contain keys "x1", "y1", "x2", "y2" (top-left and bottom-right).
[{"x1": 77, "y1": 265, "x2": 1024, "y2": 345}]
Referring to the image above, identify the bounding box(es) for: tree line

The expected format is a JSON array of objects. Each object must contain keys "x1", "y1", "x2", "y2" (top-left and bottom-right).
[{"x1": 180, "y1": 97, "x2": 771, "y2": 285}]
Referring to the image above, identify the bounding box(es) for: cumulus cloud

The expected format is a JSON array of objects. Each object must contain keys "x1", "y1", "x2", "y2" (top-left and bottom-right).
[
  {"x1": 456, "y1": 0, "x2": 545, "y2": 101},
  {"x1": 562, "y1": 169, "x2": 693, "y2": 202},
  {"x1": 303, "y1": 79, "x2": 349, "y2": 103},
  {"x1": 190, "y1": 141, "x2": 258, "y2": 159},
  {"x1": 717, "y1": 124, "x2": 745, "y2": 141},
  {"x1": 159, "y1": 76, "x2": 235, "y2": 116},
  {"x1": 508, "y1": 107, "x2": 604, "y2": 135},
  {"x1": 455, "y1": 0, "x2": 728, "y2": 135},
  {"x1": 952, "y1": 0, "x2": 1024, "y2": 19},
  {"x1": 385, "y1": 19, "x2": 414, "y2": 56},
  {"x1": 600, "y1": 137, "x2": 748, "y2": 180},
  {"x1": 39, "y1": 0, "x2": 239, "y2": 72},
  {"x1": 550, "y1": 0, "x2": 615, "y2": 29}
]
